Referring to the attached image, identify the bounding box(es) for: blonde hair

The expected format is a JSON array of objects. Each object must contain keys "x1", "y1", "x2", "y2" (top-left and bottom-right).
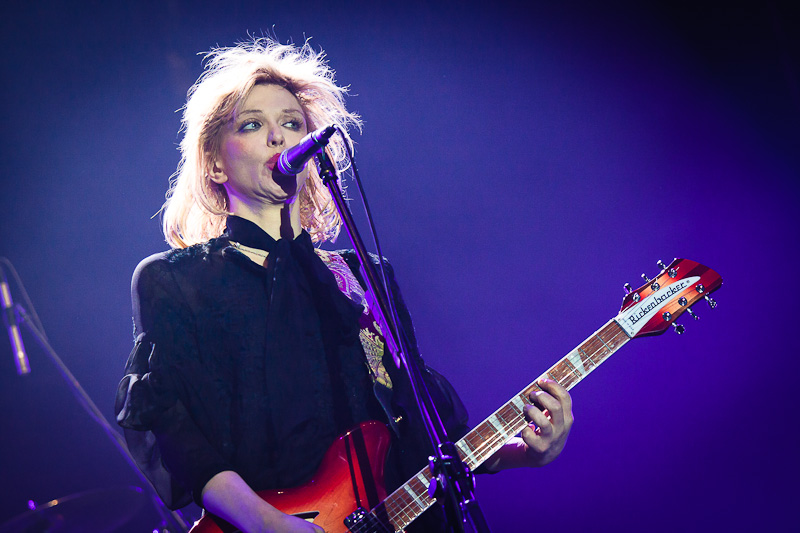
[{"x1": 162, "y1": 38, "x2": 362, "y2": 248}]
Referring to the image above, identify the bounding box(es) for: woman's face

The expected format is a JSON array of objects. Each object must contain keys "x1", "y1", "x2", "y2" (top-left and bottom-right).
[{"x1": 209, "y1": 84, "x2": 310, "y2": 207}]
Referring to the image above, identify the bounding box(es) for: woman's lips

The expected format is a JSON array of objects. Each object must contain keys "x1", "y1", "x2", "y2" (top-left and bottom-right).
[{"x1": 266, "y1": 153, "x2": 281, "y2": 170}]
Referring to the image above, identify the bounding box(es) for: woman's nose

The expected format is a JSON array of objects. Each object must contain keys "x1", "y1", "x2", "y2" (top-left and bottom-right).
[{"x1": 267, "y1": 126, "x2": 285, "y2": 147}]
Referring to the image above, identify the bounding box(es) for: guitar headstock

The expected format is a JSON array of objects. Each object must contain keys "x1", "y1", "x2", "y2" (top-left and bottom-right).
[{"x1": 615, "y1": 258, "x2": 722, "y2": 338}]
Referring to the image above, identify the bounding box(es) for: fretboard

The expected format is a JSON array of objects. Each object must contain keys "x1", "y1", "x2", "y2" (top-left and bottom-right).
[{"x1": 361, "y1": 318, "x2": 630, "y2": 532}]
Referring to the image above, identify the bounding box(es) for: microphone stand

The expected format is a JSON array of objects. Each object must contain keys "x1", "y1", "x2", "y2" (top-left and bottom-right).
[
  {"x1": 316, "y1": 149, "x2": 491, "y2": 533},
  {"x1": 12, "y1": 303, "x2": 189, "y2": 533}
]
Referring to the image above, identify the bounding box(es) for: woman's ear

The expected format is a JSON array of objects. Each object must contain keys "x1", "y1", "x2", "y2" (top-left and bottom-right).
[{"x1": 207, "y1": 156, "x2": 228, "y2": 185}]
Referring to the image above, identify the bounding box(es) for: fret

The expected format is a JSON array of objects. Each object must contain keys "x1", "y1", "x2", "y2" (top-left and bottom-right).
[
  {"x1": 377, "y1": 468, "x2": 437, "y2": 530},
  {"x1": 485, "y1": 414, "x2": 501, "y2": 433},
  {"x1": 578, "y1": 347, "x2": 594, "y2": 370},
  {"x1": 552, "y1": 361, "x2": 581, "y2": 389},
  {"x1": 414, "y1": 471, "x2": 429, "y2": 494},
  {"x1": 510, "y1": 394, "x2": 525, "y2": 409},
  {"x1": 455, "y1": 439, "x2": 470, "y2": 458},
  {"x1": 594, "y1": 335, "x2": 612, "y2": 356},
  {"x1": 562, "y1": 356, "x2": 582, "y2": 377}
]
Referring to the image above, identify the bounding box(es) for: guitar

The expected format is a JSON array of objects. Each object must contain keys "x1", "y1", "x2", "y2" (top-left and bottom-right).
[{"x1": 190, "y1": 258, "x2": 722, "y2": 533}]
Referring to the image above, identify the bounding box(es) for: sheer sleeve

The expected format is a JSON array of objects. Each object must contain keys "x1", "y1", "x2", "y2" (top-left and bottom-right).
[{"x1": 115, "y1": 253, "x2": 233, "y2": 509}]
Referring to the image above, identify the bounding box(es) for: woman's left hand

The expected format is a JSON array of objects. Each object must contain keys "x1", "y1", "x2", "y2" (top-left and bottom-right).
[{"x1": 519, "y1": 378, "x2": 574, "y2": 467}]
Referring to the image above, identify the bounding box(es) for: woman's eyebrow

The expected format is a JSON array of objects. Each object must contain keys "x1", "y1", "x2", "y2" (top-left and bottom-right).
[{"x1": 239, "y1": 108, "x2": 303, "y2": 115}]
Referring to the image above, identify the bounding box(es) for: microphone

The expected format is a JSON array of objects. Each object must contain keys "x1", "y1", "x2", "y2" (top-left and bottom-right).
[
  {"x1": 0, "y1": 267, "x2": 29, "y2": 375},
  {"x1": 277, "y1": 124, "x2": 338, "y2": 175}
]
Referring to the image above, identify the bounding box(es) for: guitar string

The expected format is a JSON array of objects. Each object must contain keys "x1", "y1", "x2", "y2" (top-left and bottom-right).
[{"x1": 364, "y1": 325, "x2": 629, "y2": 531}]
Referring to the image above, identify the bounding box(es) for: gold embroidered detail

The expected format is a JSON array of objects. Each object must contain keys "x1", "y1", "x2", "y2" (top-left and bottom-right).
[
  {"x1": 315, "y1": 249, "x2": 392, "y2": 389},
  {"x1": 360, "y1": 327, "x2": 391, "y2": 388}
]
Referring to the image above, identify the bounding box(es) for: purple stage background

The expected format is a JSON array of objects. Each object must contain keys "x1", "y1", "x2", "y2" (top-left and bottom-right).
[{"x1": 1, "y1": 2, "x2": 797, "y2": 531}]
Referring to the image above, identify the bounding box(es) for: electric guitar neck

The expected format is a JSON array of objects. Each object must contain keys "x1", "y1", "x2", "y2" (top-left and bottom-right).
[{"x1": 359, "y1": 258, "x2": 722, "y2": 532}]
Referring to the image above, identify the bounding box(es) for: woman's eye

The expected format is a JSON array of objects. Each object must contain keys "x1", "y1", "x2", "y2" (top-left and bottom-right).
[
  {"x1": 283, "y1": 119, "x2": 303, "y2": 131},
  {"x1": 239, "y1": 120, "x2": 261, "y2": 132}
]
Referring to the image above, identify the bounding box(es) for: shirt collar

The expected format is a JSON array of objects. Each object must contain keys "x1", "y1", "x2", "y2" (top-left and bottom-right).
[{"x1": 224, "y1": 215, "x2": 312, "y2": 253}]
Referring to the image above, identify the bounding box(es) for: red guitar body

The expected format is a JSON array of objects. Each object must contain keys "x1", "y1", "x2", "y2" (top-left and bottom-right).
[{"x1": 189, "y1": 421, "x2": 392, "y2": 533}]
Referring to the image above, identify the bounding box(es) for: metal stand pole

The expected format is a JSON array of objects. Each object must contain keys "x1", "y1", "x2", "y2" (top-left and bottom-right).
[{"x1": 15, "y1": 305, "x2": 189, "y2": 532}]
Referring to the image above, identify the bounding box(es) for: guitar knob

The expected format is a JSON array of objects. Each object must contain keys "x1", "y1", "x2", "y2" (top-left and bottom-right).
[
  {"x1": 686, "y1": 308, "x2": 700, "y2": 320},
  {"x1": 705, "y1": 295, "x2": 717, "y2": 309},
  {"x1": 672, "y1": 323, "x2": 685, "y2": 335},
  {"x1": 624, "y1": 283, "x2": 632, "y2": 294}
]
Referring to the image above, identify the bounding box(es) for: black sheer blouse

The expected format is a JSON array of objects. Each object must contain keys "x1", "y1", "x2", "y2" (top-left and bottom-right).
[{"x1": 115, "y1": 216, "x2": 470, "y2": 528}]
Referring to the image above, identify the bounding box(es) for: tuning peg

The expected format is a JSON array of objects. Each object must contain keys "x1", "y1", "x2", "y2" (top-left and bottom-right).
[
  {"x1": 624, "y1": 283, "x2": 632, "y2": 294},
  {"x1": 705, "y1": 295, "x2": 717, "y2": 309},
  {"x1": 657, "y1": 260, "x2": 667, "y2": 271},
  {"x1": 650, "y1": 281, "x2": 661, "y2": 292},
  {"x1": 686, "y1": 308, "x2": 700, "y2": 320},
  {"x1": 641, "y1": 273, "x2": 651, "y2": 283},
  {"x1": 672, "y1": 323, "x2": 685, "y2": 335}
]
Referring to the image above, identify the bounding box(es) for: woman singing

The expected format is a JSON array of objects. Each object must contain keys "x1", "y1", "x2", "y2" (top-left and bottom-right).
[{"x1": 115, "y1": 38, "x2": 573, "y2": 533}]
